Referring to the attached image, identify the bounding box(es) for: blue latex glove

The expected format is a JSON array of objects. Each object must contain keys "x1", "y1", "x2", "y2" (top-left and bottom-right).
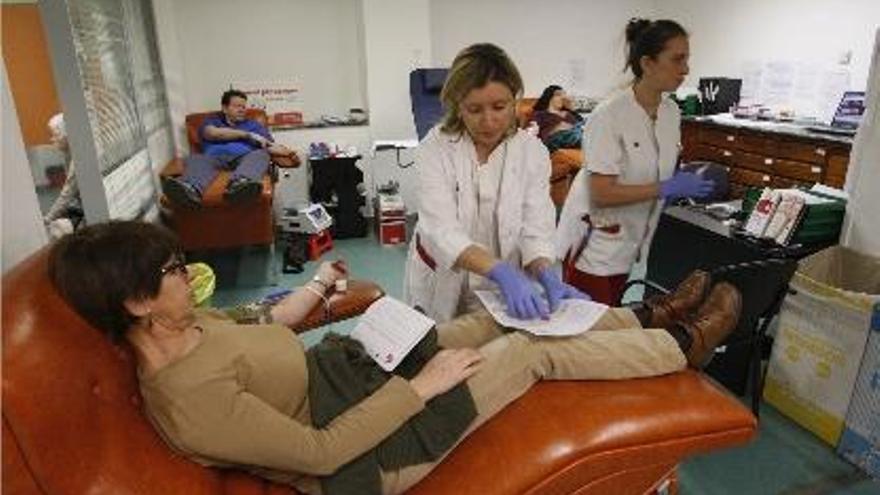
[
  {"x1": 486, "y1": 262, "x2": 549, "y2": 320},
  {"x1": 659, "y1": 172, "x2": 715, "y2": 200},
  {"x1": 537, "y1": 267, "x2": 590, "y2": 313}
]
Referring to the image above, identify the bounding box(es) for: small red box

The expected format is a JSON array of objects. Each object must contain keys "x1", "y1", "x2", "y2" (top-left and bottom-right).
[
  {"x1": 271, "y1": 112, "x2": 304, "y2": 126},
  {"x1": 378, "y1": 221, "x2": 406, "y2": 245},
  {"x1": 307, "y1": 230, "x2": 333, "y2": 260}
]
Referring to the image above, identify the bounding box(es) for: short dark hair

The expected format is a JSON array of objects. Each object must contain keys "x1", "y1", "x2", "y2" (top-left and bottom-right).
[
  {"x1": 624, "y1": 18, "x2": 688, "y2": 80},
  {"x1": 534, "y1": 85, "x2": 563, "y2": 112},
  {"x1": 221, "y1": 89, "x2": 248, "y2": 106},
  {"x1": 48, "y1": 221, "x2": 182, "y2": 342}
]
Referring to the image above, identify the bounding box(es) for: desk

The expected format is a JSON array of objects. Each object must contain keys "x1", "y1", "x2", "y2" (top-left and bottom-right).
[
  {"x1": 682, "y1": 116, "x2": 852, "y2": 197},
  {"x1": 647, "y1": 207, "x2": 834, "y2": 400}
]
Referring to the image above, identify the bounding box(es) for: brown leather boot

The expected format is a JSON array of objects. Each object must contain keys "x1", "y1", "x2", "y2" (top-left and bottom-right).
[
  {"x1": 681, "y1": 282, "x2": 742, "y2": 368},
  {"x1": 645, "y1": 270, "x2": 711, "y2": 328}
]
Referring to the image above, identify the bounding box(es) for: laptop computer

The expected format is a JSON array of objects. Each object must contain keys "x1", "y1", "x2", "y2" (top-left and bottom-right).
[{"x1": 805, "y1": 91, "x2": 866, "y2": 137}]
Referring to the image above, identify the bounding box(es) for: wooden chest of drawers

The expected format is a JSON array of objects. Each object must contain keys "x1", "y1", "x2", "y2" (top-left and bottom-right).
[{"x1": 681, "y1": 119, "x2": 852, "y2": 198}]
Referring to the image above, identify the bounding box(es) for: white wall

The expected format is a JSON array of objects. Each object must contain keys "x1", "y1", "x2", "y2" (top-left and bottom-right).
[
  {"x1": 2, "y1": 62, "x2": 47, "y2": 274},
  {"x1": 657, "y1": 0, "x2": 880, "y2": 113},
  {"x1": 360, "y1": 0, "x2": 431, "y2": 210},
  {"x1": 169, "y1": 0, "x2": 366, "y2": 122},
  {"x1": 429, "y1": 0, "x2": 657, "y2": 98},
  {"x1": 152, "y1": 0, "x2": 189, "y2": 156}
]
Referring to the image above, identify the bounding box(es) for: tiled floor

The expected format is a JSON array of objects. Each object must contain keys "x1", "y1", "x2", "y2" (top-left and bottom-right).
[{"x1": 192, "y1": 230, "x2": 880, "y2": 494}]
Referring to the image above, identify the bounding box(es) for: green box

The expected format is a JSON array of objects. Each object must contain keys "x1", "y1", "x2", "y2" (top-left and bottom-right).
[{"x1": 742, "y1": 187, "x2": 846, "y2": 245}]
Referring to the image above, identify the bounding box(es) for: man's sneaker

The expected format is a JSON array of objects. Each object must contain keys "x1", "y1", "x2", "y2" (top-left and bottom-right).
[
  {"x1": 224, "y1": 177, "x2": 262, "y2": 203},
  {"x1": 162, "y1": 177, "x2": 202, "y2": 208}
]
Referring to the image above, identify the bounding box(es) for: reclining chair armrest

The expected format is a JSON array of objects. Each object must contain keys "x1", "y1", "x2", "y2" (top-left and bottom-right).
[
  {"x1": 289, "y1": 280, "x2": 384, "y2": 334},
  {"x1": 271, "y1": 152, "x2": 301, "y2": 168},
  {"x1": 160, "y1": 157, "x2": 186, "y2": 177}
]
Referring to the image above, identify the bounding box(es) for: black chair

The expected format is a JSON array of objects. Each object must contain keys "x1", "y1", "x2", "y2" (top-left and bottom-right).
[
  {"x1": 621, "y1": 257, "x2": 798, "y2": 417},
  {"x1": 409, "y1": 68, "x2": 449, "y2": 140}
]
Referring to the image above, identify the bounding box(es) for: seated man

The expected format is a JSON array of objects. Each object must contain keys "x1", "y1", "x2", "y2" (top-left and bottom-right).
[{"x1": 163, "y1": 89, "x2": 294, "y2": 207}]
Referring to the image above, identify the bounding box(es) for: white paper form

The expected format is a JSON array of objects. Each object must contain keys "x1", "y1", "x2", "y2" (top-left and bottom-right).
[
  {"x1": 762, "y1": 60, "x2": 796, "y2": 106},
  {"x1": 474, "y1": 290, "x2": 608, "y2": 337},
  {"x1": 350, "y1": 297, "x2": 435, "y2": 371}
]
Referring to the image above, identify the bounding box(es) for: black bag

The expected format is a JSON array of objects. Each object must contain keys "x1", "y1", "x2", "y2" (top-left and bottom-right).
[{"x1": 699, "y1": 78, "x2": 742, "y2": 115}]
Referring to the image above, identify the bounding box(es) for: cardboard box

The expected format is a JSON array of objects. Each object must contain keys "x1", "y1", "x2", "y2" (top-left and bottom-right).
[
  {"x1": 763, "y1": 247, "x2": 880, "y2": 446},
  {"x1": 837, "y1": 305, "x2": 880, "y2": 480},
  {"x1": 378, "y1": 221, "x2": 406, "y2": 245}
]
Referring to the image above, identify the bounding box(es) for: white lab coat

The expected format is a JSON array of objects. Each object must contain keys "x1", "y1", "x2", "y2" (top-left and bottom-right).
[
  {"x1": 556, "y1": 88, "x2": 681, "y2": 276},
  {"x1": 403, "y1": 126, "x2": 556, "y2": 322}
]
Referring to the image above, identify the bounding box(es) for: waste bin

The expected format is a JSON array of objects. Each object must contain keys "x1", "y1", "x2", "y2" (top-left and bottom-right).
[{"x1": 763, "y1": 246, "x2": 880, "y2": 446}]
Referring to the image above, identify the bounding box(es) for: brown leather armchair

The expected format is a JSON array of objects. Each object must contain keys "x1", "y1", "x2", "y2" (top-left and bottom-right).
[
  {"x1": 3, "y1": 249, "x2": 758, "y2": 495},
  {"x1": 161, "y1": 109, "x2": 300, "y2": 251},
  {"x1": 517, "y1": 98, "x2": 584, "y2": 207}
]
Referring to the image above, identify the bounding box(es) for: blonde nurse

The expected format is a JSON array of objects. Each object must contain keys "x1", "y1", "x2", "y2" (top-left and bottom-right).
[
  {"x1": 557, "y1": 19, "x2": 714, "y2": 305},
  {"x1": 404, "y1": 43, "x2": 587, "y2": 323}
]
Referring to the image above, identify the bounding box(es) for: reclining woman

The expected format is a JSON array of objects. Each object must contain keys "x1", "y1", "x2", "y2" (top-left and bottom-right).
[
  {"x1": 530, "y1": 85, "x2": 585, "y2": 152},
  {"x1": 49, "y1": 221, "x2": 741, "y2": 495}
]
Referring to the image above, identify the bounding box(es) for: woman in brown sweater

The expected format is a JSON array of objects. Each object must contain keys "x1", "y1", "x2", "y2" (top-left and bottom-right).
[{"x1": 49, "y1": 221, "x2": 741, "y2": 494}]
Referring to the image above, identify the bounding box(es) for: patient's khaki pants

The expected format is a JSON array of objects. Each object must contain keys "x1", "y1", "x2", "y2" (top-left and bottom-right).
[{"x1": 380, "y1": 308, "x2": 687, "y2": 494}]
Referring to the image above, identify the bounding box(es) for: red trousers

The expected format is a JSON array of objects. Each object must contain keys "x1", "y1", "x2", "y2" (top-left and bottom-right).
[{"x1": 564, "y1": 264, "x2": 629, "y2": 306}]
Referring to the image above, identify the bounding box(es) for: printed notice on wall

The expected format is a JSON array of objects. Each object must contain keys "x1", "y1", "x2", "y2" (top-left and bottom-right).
[{"x1": 233, "y1": 81, "x2": 303, "y2": 125}]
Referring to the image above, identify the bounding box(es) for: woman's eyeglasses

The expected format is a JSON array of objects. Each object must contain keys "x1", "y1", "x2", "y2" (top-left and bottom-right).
[{"x1": 160, "y1": 257, "x2": 188, "y2": 277}]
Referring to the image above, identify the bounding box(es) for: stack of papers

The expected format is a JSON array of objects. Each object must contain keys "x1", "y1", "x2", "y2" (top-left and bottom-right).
[{"x1": 474, "y1": 290, "x2": 608, "y2": 336}]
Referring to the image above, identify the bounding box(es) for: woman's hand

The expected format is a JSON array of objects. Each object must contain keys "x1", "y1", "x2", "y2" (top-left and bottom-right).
[
  {"x1": 315, "y1": 260, "x2": 347, "y2": 288},
  {"x1": 409, "y1": 349, "x2": 484, "y2": 402},
  {"x1": 487, "y1": 261, "x2": 550, "y2": 320},
  {"x1": 536, "y1": 267, "x2": 590, "y2": 312}
]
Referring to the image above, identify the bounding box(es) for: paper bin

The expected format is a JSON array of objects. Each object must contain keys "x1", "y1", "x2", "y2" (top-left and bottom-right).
[
  {"x1": 763, "y1": 246, "x2": 880, "y2": 446},
  {"x1": 837, "y1": 302, "x2": 880, "y2": 479}
]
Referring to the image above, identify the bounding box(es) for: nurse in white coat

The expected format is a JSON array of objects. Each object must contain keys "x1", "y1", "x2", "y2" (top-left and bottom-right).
[
  {"x1": 557, "y1": 19, "x2": 714, "y2": 306},
  {"x1": 404, "y1": 43, "x2": 586, "y2": 323}
]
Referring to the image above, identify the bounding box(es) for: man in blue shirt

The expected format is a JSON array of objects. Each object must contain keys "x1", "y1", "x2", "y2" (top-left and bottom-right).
[{"x1": 163, "y1": 89, "x2": 294, "y2": 207}]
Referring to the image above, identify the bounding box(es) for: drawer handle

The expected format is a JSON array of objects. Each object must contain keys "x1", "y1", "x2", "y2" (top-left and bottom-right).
[
  {"x1": 811, "y1": 166, "x2": 821, "y2": 174},
  {"x1": 726, "y1": 135, "x2": 735, "y2": 142},
  {"x1": 723, "y1": 150, "x2": 733, "y2": 157},
  {"x1": 762, "y1": 175, "x2": 771, "y2": 182},
  {"x1": 815, "y1": 147, "x2": 827, "y2": 156},
  {"x1": 764, "y1": 158, "x2": 774, "y2": 165}
]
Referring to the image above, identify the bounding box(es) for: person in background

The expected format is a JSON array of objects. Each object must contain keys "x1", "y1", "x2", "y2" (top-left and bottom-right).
[
  {"x1": 162, "y1": 89, "x2": 295, "y2": 207},
  {"x1": 403, "y1": 43, "x2": 587, "y2": 323},
  {"x1": 49, "y1": 220, "x2": 742, "y2": 495},
  {"x1": 556, "y1": 18, "x2": 715, "y2": 306},
  {"x1": 530, "y1": 85, "x2": 585, "y2": 152},
  {"x1": 43, "y1": 113, "x2": 82, "y2": 239}
]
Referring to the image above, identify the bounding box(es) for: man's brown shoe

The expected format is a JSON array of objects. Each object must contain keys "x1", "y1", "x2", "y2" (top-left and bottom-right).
[
  {"x1": 646, "y1": 270, "x2": 711, "y2": 328},
  {"x1": 682, "y1": 282, "x2": 742, "y2": 368}
]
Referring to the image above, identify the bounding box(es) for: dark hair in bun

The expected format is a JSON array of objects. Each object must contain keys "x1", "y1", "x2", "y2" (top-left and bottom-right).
[{"x1": 624, "y1": 18, "x2": 688, "y2": 79}]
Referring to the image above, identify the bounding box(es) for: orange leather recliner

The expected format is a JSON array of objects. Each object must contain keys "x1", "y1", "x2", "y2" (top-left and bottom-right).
[
  {"x1": 161, "y1": 109, "x2": 300, "y2": 251},
  {"x1": 3, "y1": 248, "x2": 758, "y2": 495}
]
